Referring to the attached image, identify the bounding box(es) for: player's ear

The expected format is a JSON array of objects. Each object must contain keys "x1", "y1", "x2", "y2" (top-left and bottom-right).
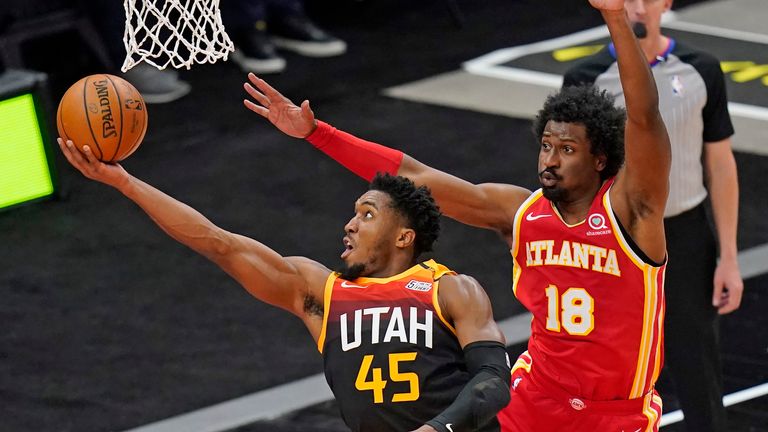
[
  {"x1": 396, "y1": 228, "x2": 416, "y2": 249},
  {"x1": 595, "y1": 153, "x2": 607, "y2": 172}
]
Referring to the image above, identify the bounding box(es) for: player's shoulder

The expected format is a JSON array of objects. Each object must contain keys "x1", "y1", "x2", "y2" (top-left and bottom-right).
[
  {"x1": 437, "y1": 273, "x2": 484, "y2": 299},
  {"x1": 286, "y1": 256, "x2": 333, "y2": 284}
]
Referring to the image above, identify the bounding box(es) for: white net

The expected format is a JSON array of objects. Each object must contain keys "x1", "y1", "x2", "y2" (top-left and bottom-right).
[{"x1": 121, "y1": 0, "x2": 234, "y2": 72}]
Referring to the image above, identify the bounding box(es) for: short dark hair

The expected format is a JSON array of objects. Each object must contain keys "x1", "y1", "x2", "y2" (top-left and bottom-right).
[
  {"x1": 533, "y1": 85, "x2": 626, "y2": 180},
  {"x1": 369, "y1": 173, "x2": 441, "y2": 259}
]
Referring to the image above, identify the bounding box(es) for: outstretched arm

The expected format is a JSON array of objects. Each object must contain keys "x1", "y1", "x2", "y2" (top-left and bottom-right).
[
  {"x1": 243, "y1": 74, "x2": 531, "y2": 241},
  {"x1": 596, "y1": 0, "x2": 671, "y2": 263},
  {"x1": 414, "y1": 275, "x2": 510, "y2": 432},
  {"x1": 58, "y1": 139, "x2": 329, "y2": 327}
]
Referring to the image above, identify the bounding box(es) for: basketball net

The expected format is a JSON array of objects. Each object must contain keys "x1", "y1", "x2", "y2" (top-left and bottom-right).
[{"x1": 121, "y1": 0, "x2": 234, "y2": 72}]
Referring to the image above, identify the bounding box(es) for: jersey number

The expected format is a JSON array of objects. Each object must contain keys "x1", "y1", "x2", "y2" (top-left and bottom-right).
[
  {"x1": 355, "y1": 352, "x2": 420, "y2": 403},
  {"x1": 545, "y1": 285, "x2": 594, "y2": 335}
]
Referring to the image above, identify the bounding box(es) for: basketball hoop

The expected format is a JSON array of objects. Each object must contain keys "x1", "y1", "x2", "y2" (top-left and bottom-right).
[{"x1": 121, "y1": 0, "x2": 234, "y2": 72}]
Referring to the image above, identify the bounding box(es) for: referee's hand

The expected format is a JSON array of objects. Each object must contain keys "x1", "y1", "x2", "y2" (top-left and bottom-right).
[{"x1": 713, "y1": 258, "x2": 744, "y2": 314}]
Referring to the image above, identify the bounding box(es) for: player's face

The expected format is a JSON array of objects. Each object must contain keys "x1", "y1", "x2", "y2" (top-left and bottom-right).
[
  {"x1": 538, "y1": 121, "x2": 605, "y2": 203},
  {"x1": 624, "y1": 0, "x2": 672, "y2": 37},
  {"x1": 341, "y1": 190, "x2": 403, "y2": 277}
]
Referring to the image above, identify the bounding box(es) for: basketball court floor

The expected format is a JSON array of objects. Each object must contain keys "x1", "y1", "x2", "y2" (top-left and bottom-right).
[{"x1": 0, "y1": 0, "x2": 766, "y2": 431}]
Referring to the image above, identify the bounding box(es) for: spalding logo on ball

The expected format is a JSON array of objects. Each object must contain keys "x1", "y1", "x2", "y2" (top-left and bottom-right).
[{"x1": 57, "y1": 74, "x2": 148, "y2": 162}]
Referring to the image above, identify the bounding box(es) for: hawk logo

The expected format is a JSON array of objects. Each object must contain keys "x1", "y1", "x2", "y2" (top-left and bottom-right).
[{"x1": 405, "y1": 280, "x2": 432, "y2": 292}]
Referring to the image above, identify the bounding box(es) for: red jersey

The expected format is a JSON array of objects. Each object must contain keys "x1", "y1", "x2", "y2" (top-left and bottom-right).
[{"x1": 511, "y1": 179, "x2": 666, "y2": 401}]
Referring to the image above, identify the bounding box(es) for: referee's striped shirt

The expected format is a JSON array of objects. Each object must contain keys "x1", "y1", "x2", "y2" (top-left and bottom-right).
[{"x1": 563, "y1": 39, "x2": 734, "y2": 217}]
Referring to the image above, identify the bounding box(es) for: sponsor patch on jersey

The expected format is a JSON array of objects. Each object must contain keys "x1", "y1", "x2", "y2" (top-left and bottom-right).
[
  {"x1": 588, "y1": 213, "x2": 608, "y2": 230},
  {"x1": 405, "y1": 280, "x2": 432, "y2": 292},
  {"x1": 586, "y1": 213, "x2": 612, "y2": 236}
]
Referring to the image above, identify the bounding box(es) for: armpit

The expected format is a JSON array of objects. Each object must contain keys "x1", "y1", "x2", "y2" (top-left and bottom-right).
[{"x1": 303, "y1": 294, "x2": 324, "y2": 318}]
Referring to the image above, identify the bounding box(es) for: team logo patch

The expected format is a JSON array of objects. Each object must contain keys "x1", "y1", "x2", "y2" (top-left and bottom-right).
[{"x1": 405, "y1": 280, "x2": 432, "y2": 292}]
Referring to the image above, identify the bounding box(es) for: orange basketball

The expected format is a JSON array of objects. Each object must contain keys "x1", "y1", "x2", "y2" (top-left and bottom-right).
[{"x1": 57, "y1": 74, "x2": 148, "y2": 162}]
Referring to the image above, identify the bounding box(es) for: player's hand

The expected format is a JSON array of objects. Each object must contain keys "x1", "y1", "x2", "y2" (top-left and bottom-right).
[
  {"x1": 712, "y1": 257, "x2": 744, "y2": 314},
  {"x1": 588, "y1": 0, "x2": 625, "y2": 11},
  {"x1": 58, "y1": 138, "x2": 129, "y2": 189},
  {"x1": 410, "y1": 425, "x2": 438, "y2": 432},
  {"x1": 243, "y1": 73, "x2": 317, "y2": 138}
]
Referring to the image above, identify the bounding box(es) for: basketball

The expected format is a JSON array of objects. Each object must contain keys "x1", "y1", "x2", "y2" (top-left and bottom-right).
[{"x1": 57, "y1": 74, "x2": 148, "y2": 162}]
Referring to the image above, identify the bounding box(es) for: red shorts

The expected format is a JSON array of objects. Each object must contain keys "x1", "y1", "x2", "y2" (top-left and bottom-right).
[{"x1": 497, "y1": 352, "x2": 663, "y2": 432}]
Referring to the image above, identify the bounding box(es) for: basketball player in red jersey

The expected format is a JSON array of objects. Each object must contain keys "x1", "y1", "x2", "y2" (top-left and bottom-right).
[
  {"x1": 243, "y1": 0, "x2": 671, "y2": 430},
  {"x1": 57, "y1": 136, "x2": 511, "y2": 432}
]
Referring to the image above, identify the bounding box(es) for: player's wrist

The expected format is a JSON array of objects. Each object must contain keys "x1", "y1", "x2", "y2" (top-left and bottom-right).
[
  {"x1": 305, "y1": 120, "x2": 331, "y2": 145},
  {"x1": 425, "y1": 418, "x2": 450, "y2": 432},
  {"x1": 303, "y1": 119, "x2": 318, "y2": 138}
]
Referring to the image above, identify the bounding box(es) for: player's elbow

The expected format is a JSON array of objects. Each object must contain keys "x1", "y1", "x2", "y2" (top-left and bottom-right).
[
  {"x1": 470, "y1": 376, "x2": 511, "y2": 426},
  {"x1": 196, "y1": 226, "x2": 238, "y2": 259}
]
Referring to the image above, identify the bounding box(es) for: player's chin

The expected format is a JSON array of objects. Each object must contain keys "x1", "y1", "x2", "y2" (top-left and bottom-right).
[
  {"x1": 337, "y1": 262, "x2": 366, "y2": 281},
  {"x1": 541, "y1": 185, "x2": 568, "y2": 202}
]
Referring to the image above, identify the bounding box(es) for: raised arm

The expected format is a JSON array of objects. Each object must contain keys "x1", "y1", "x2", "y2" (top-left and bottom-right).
[
  {"x1": 597, "y1": 0, "x2": 671, "y2": 262},
  {"x1": 414, "y1": 274, "x2": 510, "y2": 432},
  {"x1": 58, "y1": 139, "x2": 329, "y2": 333},
  {"x1": 243, "y1": 74, "x2": 531, "y2": 241}
]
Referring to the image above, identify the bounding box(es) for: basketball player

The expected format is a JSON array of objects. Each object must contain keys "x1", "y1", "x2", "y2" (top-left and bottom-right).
[
  {"x1": 56, "y1": 140, "x2": 511, "y2": 432},
  {"x1": 562, "y1": 0, "x2": 742, "y2": 429},
  {"x1": 243, "y1": 0, "x2": 671, "y2": 429}
]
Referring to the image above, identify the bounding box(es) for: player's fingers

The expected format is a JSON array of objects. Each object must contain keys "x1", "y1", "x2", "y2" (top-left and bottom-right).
[
  {"x1": 57, "y1": 137, "x2": 67, "y2": 154},
  {"x1": 243, "y1": 99, "x2": 268, "y2": 117},
  {"x1": 81, "y1": 145, "x2": 100, "y2": 165},
  {"x1": 301, "y1": 100, "x2": 315, "y2": 122},
  {"x1": 250, "y1": 74, "x2": 284, "y2": 101},
  {"x1": 243, "y1": 83, "x2": 270, "y2": 107},
  {"x1": 58, "y1": 138, "x2": 79, "y2": 165},
  {"x1": 64, "y1": 140, "x2": 87, "y2": 163},
  {"x1": 62, "y1": 140, "x2": 92, "y2": 174}
]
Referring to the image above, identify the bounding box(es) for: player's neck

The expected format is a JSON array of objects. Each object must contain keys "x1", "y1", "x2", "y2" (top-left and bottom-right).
[
  {"x1": 364, "y1": 255, "x2": 417, "y2": 279},
  {"x1": 554, "y1": 201, "x2": 591, "y2": 225},
  {"x1": 638, "y1": 34, "x2": 670, "y2": 64},
  {"x1": 553, "y1": 182, "x2": 603, "y2": 225}
]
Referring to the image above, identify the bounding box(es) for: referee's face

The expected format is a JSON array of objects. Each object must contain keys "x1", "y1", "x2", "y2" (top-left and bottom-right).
[
  {"x1": 624, "y1": 0, "x2": 672, "y2": 37},
  {"x1": 538, "y1": 121, "x2": 605, "y2": 203}
]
